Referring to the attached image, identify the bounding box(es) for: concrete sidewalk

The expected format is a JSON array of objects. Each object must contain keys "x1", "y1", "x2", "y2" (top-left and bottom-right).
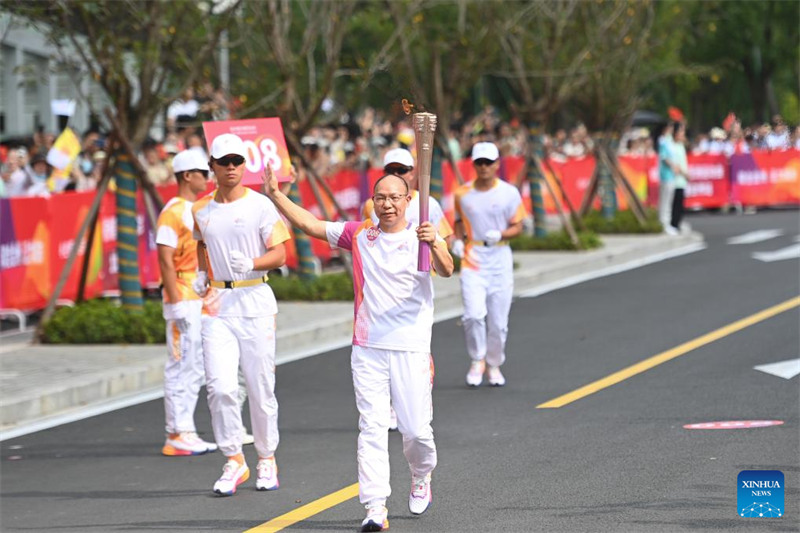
[{"x1": 0, "y1": 232, "x2": 704, "y2": 439}]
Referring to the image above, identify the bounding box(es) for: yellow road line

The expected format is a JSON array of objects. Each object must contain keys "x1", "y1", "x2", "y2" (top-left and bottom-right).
[
  {"x1": 244, "y1": 483, "x2": 359, "y2": 533},
  {"x1": 537, "y1": 295, "x2": 800, "y2": 409}
]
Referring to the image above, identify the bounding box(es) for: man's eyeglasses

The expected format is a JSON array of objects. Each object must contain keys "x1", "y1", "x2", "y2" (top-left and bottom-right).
[
  {"x1": 373, "y1": 194, "x2": 408, "y2": 206},
  {"x1": 214, "y1": 155, "x2": 245, "y2": 167},
  {"x1": 473, "y1": 159, "x2": 496, "y2": 167},
  {"x1": 385, "y1": 165, "x2": 413, "y2": 176}
]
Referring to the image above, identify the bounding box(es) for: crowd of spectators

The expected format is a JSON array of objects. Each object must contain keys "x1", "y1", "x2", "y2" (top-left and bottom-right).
[
  {"x1": 688, "y1": 114, "x2": 799, "y2": 156},
  {"x1": 0, "y1": 128, "x2": 106, "y2": 198},
  {"x1": 3, "y1": 99, "x2": 799, "y2": 200},
  {"x1": 617, "y1": 113, "x2": 800, "y2": 161}
]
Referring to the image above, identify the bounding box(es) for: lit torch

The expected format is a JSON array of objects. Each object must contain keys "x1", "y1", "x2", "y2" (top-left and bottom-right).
[{"x1": 404, "y1": 99, "x2": 437, "y2": 272}]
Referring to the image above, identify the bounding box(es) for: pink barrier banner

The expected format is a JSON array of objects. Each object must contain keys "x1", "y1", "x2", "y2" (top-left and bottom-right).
[
  {"x1": 730, "y1": 149, "x2": 800, "y2": 206},
  {"x1": 684, "y1": 154, "x2": 730, "y2": 209}
]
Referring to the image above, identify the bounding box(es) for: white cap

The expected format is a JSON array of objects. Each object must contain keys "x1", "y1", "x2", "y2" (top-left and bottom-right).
[
  {"x1": 210, "y1": 133, "x2": 247, "y2": 159},
  {"x1": 709, "y1": 127, "x2": 726, "y2": 140},
  {"x1": 172, "y1": 149, "x2": 209, "y2": 173},
  {"x1": 383, "y1": 148, "x2": 415, "y2": 168},
  {"x1": 471, "y1": 142, "x2": 499, "y2": 161}
]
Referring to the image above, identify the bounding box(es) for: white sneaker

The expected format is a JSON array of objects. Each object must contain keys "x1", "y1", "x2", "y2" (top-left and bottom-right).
[
  {"x1": 242, "y1": 430, "x2": 255, "y2": 446},
  {"x1": 256, "y1": 456, "x2": 279, "y2": 491},
  {"x1": 487, "y1": 366, "x2": 506, "y2": 387},
  {"x1": 466, "y1": 360, "x2": 485, "y2": 387},
  {"x1": 162, "y1": 432, "x2": 217, "y2": 456},
  {"x1": 361, "y1": 503, "x2": 389, "y2": 532},
  {"x1": 664, "y1": 226, "x2": 679, "y2": 236},
  {"x1": 388, "y1": 405, "x2": 398, "y2": 431},
  {"x1": 408, "y1": 473, "x2": 432, "y2": 515},
  {"x1": 213, "y1": 459, "x2": 249, "y2": 496}
]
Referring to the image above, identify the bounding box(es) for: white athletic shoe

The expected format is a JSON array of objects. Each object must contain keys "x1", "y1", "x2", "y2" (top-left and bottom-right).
[
  {"x1": 408, "y1": 473, "x2": 432, "y2": 515},
  {"x1": 466, "y1": 360, "x2": 485, "y2": 387},
  {"x1": 361, "y1": 503, "x2": 389, "y2": 532},
  {"x1": 388, "y1": 405, "x2": 398, "y2": 431},
  {"x1": 256, "y1": 456, "x2": 279, "y2": 491},
  {"x1": 242, "y1": 430, "x2": 255, "y2": 446},
  {"x1": 664, "y1": 226, "x2": 679, "y2": 236},
  {"x1": 162, "y1": 432, "x2": 217, "y2": 456},
  {"x1": 213, "y1": 459, "x2": 249, "y2": 496},
  {"x1": 487, "y1": 366, "x2": 506, "y2": 387}
]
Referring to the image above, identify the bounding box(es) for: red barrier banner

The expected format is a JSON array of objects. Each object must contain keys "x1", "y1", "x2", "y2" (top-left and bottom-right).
[
  {"x1": 542, "y1": 156, "x2": 597, "y2": 213},
  {"x1": 617, "y1": 155, "x2": 656, "y2": 207},
  {"x1": 684, "y1": 154, "x2": 730, "y2": 209},
  {"x1": 0, "y1": 191, "x2": 111, "y2": 309},
  {"x1": 48, "y1": 191, "x2": 105, "y2": 301},
  {"x1": 202, "y1": 118, "x2": 292, "y2": 186},
  {"x1": 1, "y1": 197, "x2": 52, "y2": 309},
  {"x1": 4, "y1": 150, "x2": 797, "y2": 311},
  {"x1": 731, "y1": 149, "x2": 800, "y2": 206}
]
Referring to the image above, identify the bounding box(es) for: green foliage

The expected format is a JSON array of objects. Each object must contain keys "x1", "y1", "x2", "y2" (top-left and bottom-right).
[
  {"x1": 654, "y1": 0, "x2": 800, "y2": 127},
  {"x1": 583, "y1": 208, "x2": 663, "y2": 234},
  {"x1": 268, "y1": 273, "x2": 354, "y2": 301},
  {"x1": 510, "y1": 231, "x2": 602, "y2": 252},
  {"x1": 42, "y1": 299, "x2": 165, "y2": 344}
]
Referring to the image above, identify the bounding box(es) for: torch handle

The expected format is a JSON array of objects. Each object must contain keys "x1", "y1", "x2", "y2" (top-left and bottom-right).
[{"x1": 414, "y1": 113, "x2": 437, "y2": 272}]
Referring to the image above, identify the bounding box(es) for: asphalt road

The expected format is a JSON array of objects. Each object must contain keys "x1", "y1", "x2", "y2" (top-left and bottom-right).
[{"x1": 2, "y1": 210, "x2": 798, "y2": 533}]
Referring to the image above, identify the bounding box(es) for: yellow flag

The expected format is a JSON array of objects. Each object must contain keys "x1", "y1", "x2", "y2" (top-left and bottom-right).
[{"x1": 46, "y1": 127, "x2": 82, "y2": 184}]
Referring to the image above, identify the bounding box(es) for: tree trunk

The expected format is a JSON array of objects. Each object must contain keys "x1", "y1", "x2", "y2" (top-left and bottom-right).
[
  {"x1": 526, "y1": 126, "x2": 547, "y2": 237},
  {"x1": 114, "y1": 151, "x2": 144, "y2": 312},
  {"x1": 287, "y1": 178, "x2": 319, "y2": 280}
]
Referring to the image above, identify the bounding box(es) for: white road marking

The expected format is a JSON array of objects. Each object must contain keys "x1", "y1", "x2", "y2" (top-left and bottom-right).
[
  {"x1": 754, "y1": 358, "x2": 800, "y2": 380},
  {"x1": 727, "y1": 229, "x2": 784, "y2": 245},
  {"x1": 752, "y1": 244, "x2": 800, "y2": 263},
  {"x1": 519, "y1": 242, "x2": 707, "y2": 298}
]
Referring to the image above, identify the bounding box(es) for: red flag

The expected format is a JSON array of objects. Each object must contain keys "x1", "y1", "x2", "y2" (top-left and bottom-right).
[
  {"x1": 668, "y1": 106, "x2": 685, "y2": 122},
  {"x1": 722, "y1": 112, "x2": 736, "y2": 132}
]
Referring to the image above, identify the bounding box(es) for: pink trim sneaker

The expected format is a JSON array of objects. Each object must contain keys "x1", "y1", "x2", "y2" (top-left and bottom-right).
[{"x1": 408, "y1": 473, "x2": 432, "y2": 515}]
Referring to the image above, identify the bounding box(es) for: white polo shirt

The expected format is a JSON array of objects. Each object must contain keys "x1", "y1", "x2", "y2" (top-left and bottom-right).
[
  {"x1": 192, "y1": 188, "x2": 290, "y2": 317},
  {"x1": 326, "y1": 219, "x2": 441, "y2": 353}
]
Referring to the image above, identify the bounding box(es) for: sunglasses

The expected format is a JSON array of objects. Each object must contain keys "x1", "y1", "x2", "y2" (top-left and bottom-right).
[
  {"x1": 473, "y1": 159, "x2": 496, "y2": 167},
  {"x1": 385, "y1": 165, "x2": 413, "y2": 175},
  {"x1": 193, "y1": 169, "x2": 210, "y2": 179},
  {"x1": 214, "y1": 155, "x2": 245, "y2": 167}
]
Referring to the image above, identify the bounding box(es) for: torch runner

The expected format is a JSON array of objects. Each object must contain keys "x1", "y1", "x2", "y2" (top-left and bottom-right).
[{"x1": 413, "y1": 111, "x2": 437, "y2": 271}]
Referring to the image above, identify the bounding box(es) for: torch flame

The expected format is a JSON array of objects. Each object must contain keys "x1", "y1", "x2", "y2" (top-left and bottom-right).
[{"x1": 402, "y1": 99, "x2": 415, "y2": 115}]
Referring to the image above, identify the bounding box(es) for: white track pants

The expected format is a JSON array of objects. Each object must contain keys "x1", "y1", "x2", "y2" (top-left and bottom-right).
[
  {"x1": 658, "y1": 180, "x2": 675, "y2": 228},
  {"x1": 460, "y1": 267, "x2": 513, "y2": 367},
  {"x1": 203, "y1": 315, "x2": 278, "y2": 459},
  {"x1": 164, "y1": 299, "x2": 204, "y2": 434},
  {"x1": 351, "y1": 345, "x2": 437, "y2": 505}
]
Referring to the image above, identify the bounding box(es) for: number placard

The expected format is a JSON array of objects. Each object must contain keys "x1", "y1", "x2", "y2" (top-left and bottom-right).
[{"x1": 203, "y1": 118, "x2": 292, "y2": 185}]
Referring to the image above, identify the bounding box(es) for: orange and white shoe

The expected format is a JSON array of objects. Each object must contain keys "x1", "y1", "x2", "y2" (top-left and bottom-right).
[
  {"x1": 213, "y1": 459, "x2": 249, "y2": 496},
  {"x1": 466, "y1": 360, "x2": 485, "y2": 387},
  {"x1": 162, "y1": 432, "x2": 217, "y2": 456},
  {"x1": 361, "y1": 503, "x2": 389, "y2": 532}
]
